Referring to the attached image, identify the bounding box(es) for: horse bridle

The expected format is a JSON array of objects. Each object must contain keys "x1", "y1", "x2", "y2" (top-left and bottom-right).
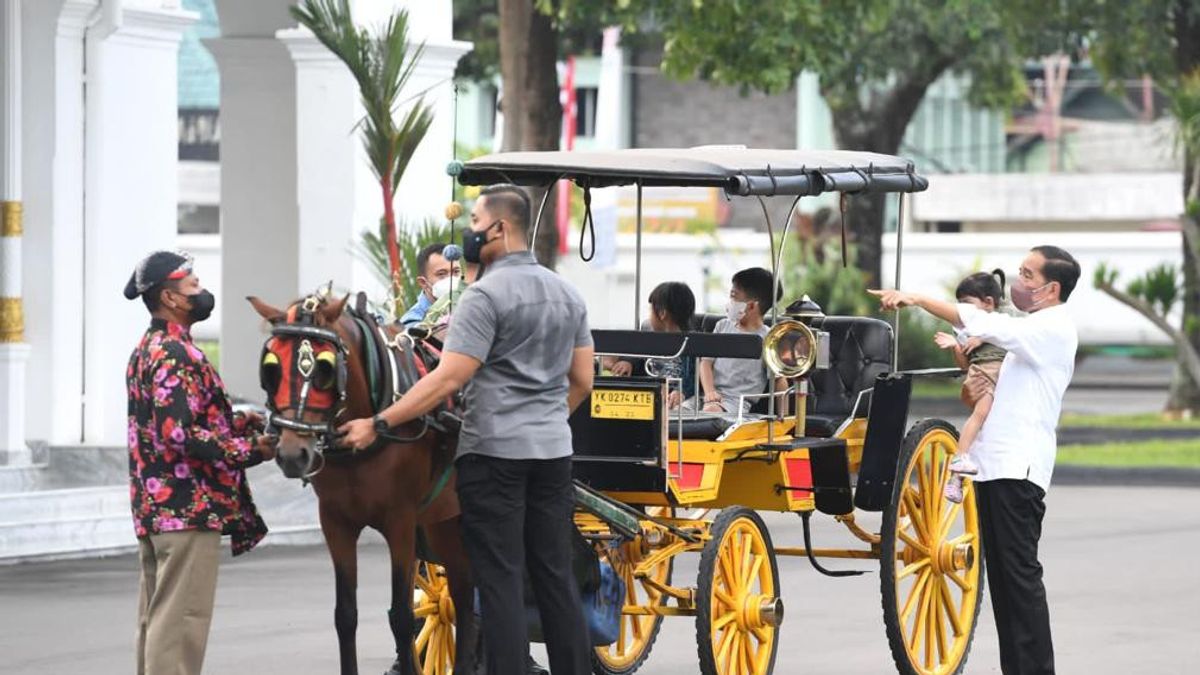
[{"x1": 261, "y1": 295, "x2": 432, "y2": 478}]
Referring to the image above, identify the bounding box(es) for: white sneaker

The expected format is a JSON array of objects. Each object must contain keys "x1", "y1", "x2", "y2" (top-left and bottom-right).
[{"x1": 948, "y1": 454, "x2": 979, "y2": 475}]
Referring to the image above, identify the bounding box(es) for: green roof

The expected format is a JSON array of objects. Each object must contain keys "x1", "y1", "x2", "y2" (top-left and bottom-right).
[{"x1": 178, "y1": 0, "x2": 220, "y2": 109}]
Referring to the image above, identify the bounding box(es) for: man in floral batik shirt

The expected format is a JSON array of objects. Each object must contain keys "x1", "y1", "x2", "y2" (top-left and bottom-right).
[{"x1": 124, "y1": 250, "x2": 277, "y2": 675}]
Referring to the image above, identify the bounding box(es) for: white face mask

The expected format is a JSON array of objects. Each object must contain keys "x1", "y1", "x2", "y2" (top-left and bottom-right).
[
  {"x1": 431, "y1": 277, "x2": 455, "y2": 300},
  {"x1": 726, "y1": 300, "x2": 747, "y2": 324}
]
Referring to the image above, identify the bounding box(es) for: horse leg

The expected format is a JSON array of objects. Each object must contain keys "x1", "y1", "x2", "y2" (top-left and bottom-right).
[
  {"x1": 426, "y1": 514, "x2": 479, "y2": 675},
  {"x1": 383, "y1": 514, "x2": 419, "y2": 675},
  {"x1": 322, "y1": 514, "x2": 363, "y2": 675}
]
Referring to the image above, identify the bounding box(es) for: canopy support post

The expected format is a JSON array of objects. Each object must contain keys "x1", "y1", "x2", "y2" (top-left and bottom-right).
[
  {"x1": 634, "y1": 180, "x2": 643, "y2": 330},
  {"x1": 893, "y1": 192, "x2": 907, "y2": 371},
  {"x1": 529, "y1": 176, "x2": 563, "y2": 266}
]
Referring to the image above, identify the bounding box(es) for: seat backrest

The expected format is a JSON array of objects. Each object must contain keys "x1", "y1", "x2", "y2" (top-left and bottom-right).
[
  {"x1": 805, "y1": 316, "x2": 893, "y2": 418},
  {"x1": 691, "y1": 313, "x2": 777, "y2": 333}
]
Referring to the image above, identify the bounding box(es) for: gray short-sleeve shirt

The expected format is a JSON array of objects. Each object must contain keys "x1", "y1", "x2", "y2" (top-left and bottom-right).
[
  {"x1": 442, "y1": 251, "x2": 592, "y2": 460},
  {"x1": 703, "y1": 318, "x2": 769, "y2": 414}
]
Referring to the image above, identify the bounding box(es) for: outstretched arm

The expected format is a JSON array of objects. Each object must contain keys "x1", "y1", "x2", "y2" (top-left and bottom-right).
[
  {"x1": 338, "y1": 351, "x2": 481, "y2": 450},
  {"x1": 868, "y1": 289, "x2": 963, "y2": 326}
]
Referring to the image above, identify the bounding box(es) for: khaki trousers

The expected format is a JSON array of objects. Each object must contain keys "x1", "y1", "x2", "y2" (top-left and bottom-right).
[{"x1": 136, "y1": 530, "x2": 221, "y2": 675}]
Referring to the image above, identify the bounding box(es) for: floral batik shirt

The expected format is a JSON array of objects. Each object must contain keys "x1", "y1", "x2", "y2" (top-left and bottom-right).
[{"x1": 126, "y1": 319, "x2": 268, "y2": 555}]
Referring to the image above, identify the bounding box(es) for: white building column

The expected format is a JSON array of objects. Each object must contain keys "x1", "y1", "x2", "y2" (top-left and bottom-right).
[
  {"x1": 18, "y1": 0, "x2": 90, "y2": 447},
  {"x1": 206, "y1": 36, "x2": 300, "y2": 399},
  {"x1": 0, "y1": 0, "x2": 32, "y2": 463},
  {"x1": 81, "y1": 2, "x2": 194, "y2": 445}
]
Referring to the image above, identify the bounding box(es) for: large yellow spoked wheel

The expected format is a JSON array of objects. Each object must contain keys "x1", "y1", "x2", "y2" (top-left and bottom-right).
[
  {"x1": 413, "y1": 560, "x2": 456, "y2": 675},
  {"x1": 881, "y1": 419, "x2": 983, "y2": 675},
  {"x1": 591, "y1": 536, "x2": 673, "y2": 675},
  {"x1": 695, "y1": 507, "x2": 782, "y2": 675}
]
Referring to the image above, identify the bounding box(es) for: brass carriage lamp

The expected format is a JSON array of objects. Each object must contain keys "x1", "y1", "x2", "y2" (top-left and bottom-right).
[{"x1": 763, "y1": 317, "x2": 828, "y2": 437}]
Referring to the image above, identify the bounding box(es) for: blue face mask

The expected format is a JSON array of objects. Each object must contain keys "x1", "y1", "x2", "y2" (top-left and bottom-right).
[{"x1": 462, "y1": 220, "x2": 502, "y2": 264}]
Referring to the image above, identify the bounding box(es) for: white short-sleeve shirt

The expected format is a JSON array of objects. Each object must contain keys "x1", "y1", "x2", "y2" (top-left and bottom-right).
[{"x1": 957, "y1": 303, "x2": 1078, "y2": 492}]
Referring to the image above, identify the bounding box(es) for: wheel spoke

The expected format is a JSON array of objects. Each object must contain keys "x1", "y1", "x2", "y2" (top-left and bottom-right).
[
  {"x1": 413, "y1": 603, "x2": 437, "y2": 619},
  {"x1": 897, "y1": 528, "x2": 930, "y2": 557},
  {"x1": 446, "y1": 624, "x2": 456, "y2": 671},
  {"x1": 414, "y1": 617, "x2": 435, "y2": 652},
  {"x1": 914, "y1": 456, "x2": 930, "y2": 518},
  {"x1": 946, "y1": 531, "x2": 977, "y2": 547},
  {"x1": 939, "y1": 499, "x2": 964, "y2": 541},
  {"x1": 422, "y1": 635, "x2": 435, "y2": 675},
  {"x1": 908, "y1": 578, "x2": 932, "y2": 651},
  {"x1": 727, "y1": 632, "x2": 743, "y2": 675},
  {"x1": 900, "y1": 569, "x2": 931, "y2": 624},
  {"x1": 755, "y1": 632, "x2": 773, "y2": 674},
  {"x1": 750, "y1": 624, "x2": 770, "y2": 645},
  {"x1": 938, "y1": 574, "x2": 967, "y2": 638},
  {"x1": 717, "y1": 626, "x2": 737, "y2": 671},
  {"x1": 714, "y1": 611, "x2": 737, "y2": 631},
  {"x1": 740, "y1": 630, "x2": 756, "y2": 675},
  {"x1": 946, "y1": 569, "x2": 971, "y2": 592},
  {"x1": 617, "y1": 606, "x2": 628, "y2": 656},
  {"x1": 902, "y1": 489, "x2": 931, "y2": 543},
  {"x1": 740, "y1": 533, "x2": 754, "y2": 591},
  {"x1": 931, "y1": 575, "x2": 948, "y2": 666},
  {"x1": 721, "y1": 540, "x2": 740, "y2": 593},
  {"x1": 898, "y1": 558, "x2": 930, "y2": 580},
  {"x1": 414, "y1": 569, "x2": 436, "y2": 596},
  {"x1": 715, "y1": 588, "x2": 736, "y2": 610},
  {"x1": 747, "y1": 555, "x2": 764, "y2": 588}
]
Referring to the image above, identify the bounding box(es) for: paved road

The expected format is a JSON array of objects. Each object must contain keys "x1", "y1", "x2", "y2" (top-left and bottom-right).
[{"x1": 2, "y1": 485, "x2": 1198, "y2": 674}]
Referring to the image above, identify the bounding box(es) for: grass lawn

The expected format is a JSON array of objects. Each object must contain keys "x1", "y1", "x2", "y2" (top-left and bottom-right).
[
  {"x1": 1058, "y1": 412, "x2": 1200, "y2": 429},
  {"x1": 911, "y1": 378, "x2": 963, "y2": 399},
  {"x1": 1056, "y1": 439, "x2": 1200, "y2": 468}
]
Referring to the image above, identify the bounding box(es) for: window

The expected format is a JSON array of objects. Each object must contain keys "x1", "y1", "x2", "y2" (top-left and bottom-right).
[{"x1": 575, "y1": 87, "x2": 598, "y2": 138}]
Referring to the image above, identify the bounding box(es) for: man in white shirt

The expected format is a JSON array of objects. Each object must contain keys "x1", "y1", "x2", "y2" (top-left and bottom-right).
[{"x1": 871, "y1": 245, "x2": 1081, "y2": 675}]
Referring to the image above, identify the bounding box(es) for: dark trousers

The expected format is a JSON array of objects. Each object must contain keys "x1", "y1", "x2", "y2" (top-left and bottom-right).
[
  {"x1": 976, "y1": 479, "x2": 1055, "y2": 675},
  {"x1": 456, "y1": 454, "x2": 590, "y2": 675}
]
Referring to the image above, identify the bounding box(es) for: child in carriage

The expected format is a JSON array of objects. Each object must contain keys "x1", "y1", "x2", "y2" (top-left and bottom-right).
[
  {"x1": 934, "y1": 270, "x2": 1009, "y2": 504},
  {"x1": 601, "y1": 281, "x2": 698, "y2": 408}
]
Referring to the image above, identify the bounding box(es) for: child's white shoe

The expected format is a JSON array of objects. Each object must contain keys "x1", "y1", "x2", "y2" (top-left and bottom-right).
[
  {"x1": 948, "y1": 454, "x2": 979, "y2": 475},
  {"x1": 944, "y1": 475, "x2": 965, "y2": 504}
]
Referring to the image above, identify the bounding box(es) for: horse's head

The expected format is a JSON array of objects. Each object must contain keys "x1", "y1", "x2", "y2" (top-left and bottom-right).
[{"x1": 248, "y1": 293, "x2": 368, "y2": 479}]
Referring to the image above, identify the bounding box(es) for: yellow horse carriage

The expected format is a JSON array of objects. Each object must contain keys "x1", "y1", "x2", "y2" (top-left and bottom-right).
[{"x1": 414, "y1": 148, "x2": 981, "y2": 675}]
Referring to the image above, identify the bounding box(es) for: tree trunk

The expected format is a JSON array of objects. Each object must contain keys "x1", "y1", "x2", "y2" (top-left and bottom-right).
[
  {"x1": 824, "y1": 60, "x2": 952, "y2": 287},
  {"x1": 829, "y1": 117, "x2": 912, "y2": 288},
  {"x1": 1166, "y1": 0, "x2": 1200, "y2": 413},
  {"x1": 497, "y1": 0, "x2": 562, "y2": 267},
  {"x1": 1166, "y1": 157, "x2": 1199, "y2": 413}
]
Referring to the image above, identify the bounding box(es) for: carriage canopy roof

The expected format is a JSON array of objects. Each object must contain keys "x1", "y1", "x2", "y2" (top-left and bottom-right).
[{"x1": 457, "y1": 147, "x2": 929, "y2": 197}]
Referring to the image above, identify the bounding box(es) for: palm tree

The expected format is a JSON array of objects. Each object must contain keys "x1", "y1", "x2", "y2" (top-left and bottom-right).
[{"x1": 291, "y1": 0, "x2": 435, "y2": 315}]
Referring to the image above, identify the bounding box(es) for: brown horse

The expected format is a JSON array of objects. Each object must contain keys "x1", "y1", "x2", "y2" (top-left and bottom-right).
[{"x1": 248, "y1": 292, "x2": 476, "y2": 675}]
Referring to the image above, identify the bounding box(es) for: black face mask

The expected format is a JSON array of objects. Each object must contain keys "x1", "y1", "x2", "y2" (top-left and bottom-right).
[
  {"x1": 184, "y1": 289, "x2": 216, "y2": 323},
  {"x1": 462, "y1": 220, "x2": 502, "y2": 264}
]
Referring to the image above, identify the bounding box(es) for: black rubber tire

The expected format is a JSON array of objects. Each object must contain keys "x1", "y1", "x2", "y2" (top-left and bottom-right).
[
  {"x1": 880, "y1": 418, "x2": 984, "y2": 675},
  {"x1": 695, "y1": 506, "x2": 780, "y2": 675}
]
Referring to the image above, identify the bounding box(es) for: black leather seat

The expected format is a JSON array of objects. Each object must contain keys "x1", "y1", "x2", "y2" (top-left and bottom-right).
[{"x1": 803, "y1": 316, "x2": 893, "y2": 436}]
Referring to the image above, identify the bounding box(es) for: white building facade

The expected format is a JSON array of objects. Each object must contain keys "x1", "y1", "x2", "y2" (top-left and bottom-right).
[{"x1": 0, "y1": 0, "x2": 468, "y2": 462}]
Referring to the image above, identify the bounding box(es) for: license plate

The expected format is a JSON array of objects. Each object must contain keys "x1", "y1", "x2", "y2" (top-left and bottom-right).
[{"x1": 591, "y1": 389, "x2": 656, "y2": 421}]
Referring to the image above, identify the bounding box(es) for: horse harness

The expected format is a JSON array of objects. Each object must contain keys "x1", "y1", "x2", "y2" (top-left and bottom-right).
[{"x1": 260, "y1": 293, "x2": 459, "y2": 499}]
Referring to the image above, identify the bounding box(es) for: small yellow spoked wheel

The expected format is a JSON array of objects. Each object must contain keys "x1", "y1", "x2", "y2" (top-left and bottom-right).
[
  {"x1": 591, "y1": 535, "x2": 673, "y2": 675},
  {"x1": 881, "y1": 419, "x2": 983, "y2": 675},
  {"x1": 413, "y1": 560, "x2": 455, "y2": 675},
  {"x1": 695, "y1": 507, "x2": 781, "y2": 675}
]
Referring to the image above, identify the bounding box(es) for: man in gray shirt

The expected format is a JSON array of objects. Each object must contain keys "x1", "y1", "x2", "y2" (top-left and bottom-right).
[{"x1": 340, "y1": 184, "x2": 595, "y2": 675}]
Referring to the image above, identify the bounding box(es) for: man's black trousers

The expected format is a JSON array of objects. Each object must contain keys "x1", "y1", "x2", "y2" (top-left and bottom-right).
[
  {"x1": 975, "y1": 478, "x2": 1055, "y2": 675},
  {"x1": 456, "y1": 454, "x2": 591, "y2": 675}
]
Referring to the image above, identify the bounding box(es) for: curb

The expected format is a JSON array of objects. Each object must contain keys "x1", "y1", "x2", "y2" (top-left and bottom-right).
[{"x1": 1053, "y1": 464, "x2": 1200, "y2": 488}]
